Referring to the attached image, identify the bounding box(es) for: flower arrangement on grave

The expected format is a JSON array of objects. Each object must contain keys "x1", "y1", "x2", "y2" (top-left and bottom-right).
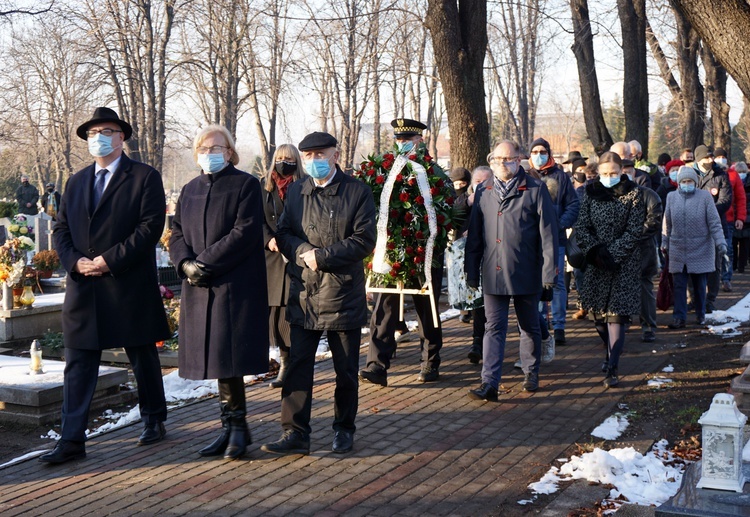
[
  {"x1": 32, "y1": 249, "x2": 60, "y2": 275},
  {"x1": 354, "y1": 143, "x2": 457, "y2": 289},
  {"x1": 0, "y1": 237, "x2": 34, "y2": 287},
  {"x1": 7, "y1": 214, "x2": 34, "y2": 240}
]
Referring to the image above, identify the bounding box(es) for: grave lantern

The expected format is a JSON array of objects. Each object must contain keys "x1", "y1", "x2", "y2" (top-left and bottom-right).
[
  {"x1": 697, "y1": 393, "x2": 747, "y2": 492},
  {"x1": 29, "y1": 338, "x2": 43, "y2": 375}
]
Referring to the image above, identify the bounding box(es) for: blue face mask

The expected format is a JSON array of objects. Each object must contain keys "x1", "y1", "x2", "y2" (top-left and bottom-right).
[
  {"x1": 197, "y1": 153, "x2": 226, "y2": 174},
  {"x1": 599, "y1": 176, "x2": 620, "y2": 189},
  {"x1": 530, "y1": 153, "x2": 548, "y2": 169},
  {"x1": 305, "y1": 158, "x2": 332, "y2": 179},
  {"x1": 397, "y1": 141, "x2": 415, "y2": 154},
  {"x1": 740, "y1": 173, "x2": 748, "y2": 182},
  {"x1": 669, "y1": 170, "x2": 678, "y2": 182},
  {"x1": 88, "y1": 134, "x2": 117, "y2": 158},
  {"x1": 679, "y1": 183, "x2": 696, "y2": 193}
]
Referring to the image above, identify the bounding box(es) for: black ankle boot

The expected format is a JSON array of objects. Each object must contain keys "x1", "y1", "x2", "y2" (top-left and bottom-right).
[
  {"x1": 467, "y1": 339, "x2": 482, "y2": 364},
  {"x1": 224, "y1": 410, "x2": 251, "y2": 460},
  {"x1": 199, "y1": 406, "x2": 230, "y2": 456},
  {"x1": 603, "y1": 368, "x2": 619, "y2": 388},
  {"x1": 270, "y1": 356, "x2": 289, "y2": 389}
]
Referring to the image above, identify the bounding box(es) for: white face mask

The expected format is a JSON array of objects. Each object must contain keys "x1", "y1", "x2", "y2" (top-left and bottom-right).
[{"x1": 491, "y1": 161, "x2": 518, "y2": 181}]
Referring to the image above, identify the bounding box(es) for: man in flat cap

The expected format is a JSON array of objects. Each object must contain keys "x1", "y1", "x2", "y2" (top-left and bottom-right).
[
  {"x1": 360, "y1": 117, "x2": 449, "y2": 386},
  {"x1": 262, "y1": 131, "x2": 376, "y2": 456},
  {"x1": 16, "y1": 174, "x2": 39, "y2": 215},
  {"x1": 41, "y1": 107, "x2": 170, "y2": 464}
]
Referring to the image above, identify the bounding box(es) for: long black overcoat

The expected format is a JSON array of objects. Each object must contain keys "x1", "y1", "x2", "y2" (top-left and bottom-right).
[
  {"x1": 53, "y1": 154, "x2": 171, "y2": 350},
  {"x1": 276, "y1": 169, "x2": 376, "y2": 331},
  {"x1": 169, "y1": 165, "x2": 269, "y2": 380},
  {"x1": 262, "y1": 187, "x2": 291, "y2": 307}
]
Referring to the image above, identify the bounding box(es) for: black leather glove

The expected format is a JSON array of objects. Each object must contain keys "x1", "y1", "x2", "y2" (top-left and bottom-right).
[
  {"x1": 540, "y1": 286, "x2": 554, "y2": 302},
  {"x1": 182, "y1": 260, "x2": 211, "y2": 287},
  {"x1": 467, "y1": 278, "x2": 479, "y2": 290}
]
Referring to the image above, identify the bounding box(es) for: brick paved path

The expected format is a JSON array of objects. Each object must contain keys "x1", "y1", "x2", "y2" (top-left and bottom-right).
[{"x1": 0, "y1": 281, "x2": 745, "y2": 516}]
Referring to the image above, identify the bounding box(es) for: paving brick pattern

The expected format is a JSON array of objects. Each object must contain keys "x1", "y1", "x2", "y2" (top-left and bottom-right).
[{"x1": 0, "y1": 281, "x2": 745, "y2": 516}]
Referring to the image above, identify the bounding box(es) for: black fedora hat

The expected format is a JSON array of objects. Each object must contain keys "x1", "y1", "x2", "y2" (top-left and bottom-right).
[
  {"x1": 76, "y1": 107, "x2": 133, "y2": 141},
  {"x1": 562, "y1": 150, "x2": 588, "y2": 164}
]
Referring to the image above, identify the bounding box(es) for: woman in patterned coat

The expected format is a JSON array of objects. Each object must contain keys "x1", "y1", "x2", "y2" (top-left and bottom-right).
[{"x1": 575, "y1": 152, "x2": 646, "y2": 388}]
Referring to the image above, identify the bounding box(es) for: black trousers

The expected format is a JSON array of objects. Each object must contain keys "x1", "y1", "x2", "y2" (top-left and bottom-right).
[
  {"x1": 366, "y1": 266, "x2": 443, "y2": 371},
  {"x1": 62, "y1": 344, "x2": 167, "y2": 442},
  {"x1": 280, "y1": 325, "x2": 361, "y2": 437},
  {"x1": 269, "y1": 305, "x2": 291, "y2": 356}
]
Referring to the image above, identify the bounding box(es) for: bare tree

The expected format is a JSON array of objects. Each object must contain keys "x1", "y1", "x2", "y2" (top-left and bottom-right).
[
  {"x1": 617, "y1": 0, "x2": 649, "y2": 157},
  {"x1": 701, "y1": 45, "x2": 731, "y2": 153},
  {"x1": 77, "y1": 0, "x2": 183, "y2": 171},
  {"x1": 425, "y1": 0, "x2": 489, "y2": 169},
  {"x1": 570, "y1": 0, "x2": 613, "y2": 155}
]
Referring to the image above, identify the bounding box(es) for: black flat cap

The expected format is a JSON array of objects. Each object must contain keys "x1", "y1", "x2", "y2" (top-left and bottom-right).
[
  {"x1": 391, "y1": 118, "x2": 427, "y2": 137},
  {"x1": 622, "y1": 159, "x2": 635, "y2": 168},
  {"x1": 76, "y1": 107, "x2": 133, "y2": 141},
  {"x1": 298, "y1": 132, "x2": 338, "y2": 151}
]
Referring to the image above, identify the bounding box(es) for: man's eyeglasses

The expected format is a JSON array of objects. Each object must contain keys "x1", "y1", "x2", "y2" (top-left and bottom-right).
[
  {"x1": 529, "y1": 150, "x2": 548, "y2": 155},
  {"x1": 197, "y1": 145, "x2": 228, "y2": 154},
  {"x1": 86, "y1": 129, "x2": 123, "y2": 137},
  {"x1": 487, "y1": 155, "x2": 518, "y2": 164}
]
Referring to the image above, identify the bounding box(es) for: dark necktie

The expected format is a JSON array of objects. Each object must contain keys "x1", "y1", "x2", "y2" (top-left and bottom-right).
[{"x1": 94, "y1": 169, "x2": 107, "y2": 207}]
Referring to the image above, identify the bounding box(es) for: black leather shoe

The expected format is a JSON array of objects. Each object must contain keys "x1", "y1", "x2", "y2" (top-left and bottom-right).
[
  {"x1": 522, "y1": 371, "x2": 539, "y2": 392},
  {"x1": 468, "y1": 383, "x2": 498, "y2": 401},
  {"x1": 332, "y1": 431, "x2": 354, "y2": 453},
  {"x1": 359, "y1": 366, "x2": 387, "y2": 387},
  {"x1": 641, "y1": 331, "x2": 655, "y2": 342},
  {"x1": 706, "y1": 303, "x2": 715, "y2": 314},
  {"x1": 138, "y1": 422, "x2": 166, "y2": 446},
  {"x1": 696, "y1": 318, "x2": 706, "y2": 326},
  {"x1": 467, "y1": 341, "x2": 482, "y2": 364},
  {"x1": 39, "y1": 440, "x2": 86, "y2": 464},
  {"x1": 417, "y1": 365, "x2": 439, "y2": 383},
  {"x1": 199, "y1": 427, "x2": 230, "y2": 456},
  {"x1": 668, "y1": 319, "x2": 685, "y2": 329},
  {"x1": 554, "y1": 329, "x2": 566, "y2": 345},
  {"x1": 261, "y1": 430, "x2": 310, "y2": 456},
  {"x1": 603, "y1": 369, "x2": 619, "y2": 388}
]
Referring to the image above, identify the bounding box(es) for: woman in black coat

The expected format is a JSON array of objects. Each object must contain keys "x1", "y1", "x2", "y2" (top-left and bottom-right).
[
  {"x1": 262, "y1": 144, "x2": 305, "y2": 388},
  {"x1": 169, "y1": 125, "x2": 269, "y2": 460}
]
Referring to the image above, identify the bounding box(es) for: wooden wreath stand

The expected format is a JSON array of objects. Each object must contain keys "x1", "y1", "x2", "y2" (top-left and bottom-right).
[{"x1": 366, "y1": 276, "x2": 439, "y2": 327}]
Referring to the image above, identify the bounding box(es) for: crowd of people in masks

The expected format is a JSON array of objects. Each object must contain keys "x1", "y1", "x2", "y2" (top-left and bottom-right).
[{"x1": 37, "y1": 107, "x2": 747, "y2": 467}]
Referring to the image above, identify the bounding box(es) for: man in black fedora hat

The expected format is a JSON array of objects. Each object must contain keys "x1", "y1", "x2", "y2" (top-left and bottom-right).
[{"x1": 41, "y1": 107, "x2": 170, "y2": 465}]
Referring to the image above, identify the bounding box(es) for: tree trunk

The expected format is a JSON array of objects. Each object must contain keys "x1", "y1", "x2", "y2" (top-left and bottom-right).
[
  {"x1": 617, "y1": 0, "x2": 649, "y2": 157},
  {"x1": 425, "y1": 0, "x2": 489, "y2": 170},
  {"x1": 570, "y1": 0, "x2": 612, "y2": 155},
  {"x1": 673, "y1": 6, "x2": 705, "y2": 149},
  {"x1": 671, "y1": 0, "x2": 750, "y2": 101},
  {"x1": 701, "y1": 45, "x2": 731, "y2": 154}
]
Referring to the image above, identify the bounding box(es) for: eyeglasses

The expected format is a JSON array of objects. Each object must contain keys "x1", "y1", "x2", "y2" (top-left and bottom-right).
[
  {"x1": 86, "y1": 129, "x2": 123, "y2": 137},
  {"x1": 487, "y1": 155, "x2": 519, "y2": 165},
  {"x1": 529, "y1": 150, "x2": 548, "y2": 155},
  {"x1": 197, "y1": 145, "x2": 228, "y2": 154}
]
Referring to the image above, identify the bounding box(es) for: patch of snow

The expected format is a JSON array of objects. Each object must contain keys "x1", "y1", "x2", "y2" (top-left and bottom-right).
[
  {"x1": 440, "y1": 308, "x2": 460, "y2": 321},
  {"x1": 662, "y1": 364, "x2": 674, "y2": 373},
  {"x1": 648, "y1": 377, "x2": 673, "y2": 388},
  {"x1": 0, "y1": 449, "x2": 48, "y2": 469},
  {"x1": 517, "y1": 499, "x2": 535, "y2": 505},
  {"x1": 529, "y1": 439, "x2": 685, "y2": 509},
  {"x1": 706, "y1": 292, "x2": 750, "y2": 324},
  {"x1": 703, "y1": 322, "x2": 742, "y2": 339},
  {"x1": 591, "y1": 413, "x2": 629, "y2": 440}
]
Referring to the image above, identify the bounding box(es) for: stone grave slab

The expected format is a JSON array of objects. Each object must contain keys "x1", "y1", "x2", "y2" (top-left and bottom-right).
[
  {"x1": 101, "y1": 348, "x2": 178, "y2": 368},
  {"x1": 0, "y1": 292, "x2": 64, "y2": 342},
  {"x1": 0, "y1": 355, "x2": 132, "y2": 426},
  {"x1": 656, "y1": 460, "x2": 750, "y2": 516}
]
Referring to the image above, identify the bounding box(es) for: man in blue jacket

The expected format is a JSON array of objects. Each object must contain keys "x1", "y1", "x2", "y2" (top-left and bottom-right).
[
  {"x1": 464, "y1": 140, "x2": 558, "y2": 401},
  {"x1": 527, "y1": 138, "x2": 579, "y2": 346}
]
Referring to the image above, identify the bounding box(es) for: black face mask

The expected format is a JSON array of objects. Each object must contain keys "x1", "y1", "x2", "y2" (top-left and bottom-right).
[{"x1": 275, "y1": 161, "x2": 296, "y2": 176}]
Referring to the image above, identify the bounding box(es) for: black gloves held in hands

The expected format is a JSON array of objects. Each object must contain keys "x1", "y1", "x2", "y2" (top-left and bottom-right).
[
  {"x1": 541, "y1": 286, "x2": 554, "y2": 301},
  {"x1": 182, "y1": 260, "x2": 211, "y2": 287},
  {"x1": 586, "y1": 244, "x2": 618, "y2": 271},
  {"x1": 467, "y1": 278, "x2": 480, "y2": 290}
]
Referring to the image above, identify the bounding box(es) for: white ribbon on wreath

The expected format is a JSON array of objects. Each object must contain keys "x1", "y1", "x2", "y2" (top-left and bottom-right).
[{"x1": 371, "y1": 153, "x2": 438, "y2": 288}]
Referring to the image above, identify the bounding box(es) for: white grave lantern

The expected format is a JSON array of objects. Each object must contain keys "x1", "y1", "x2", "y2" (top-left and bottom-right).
[{"x1": 697, "y1": 393, "x2": 747, "y2": 492}]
